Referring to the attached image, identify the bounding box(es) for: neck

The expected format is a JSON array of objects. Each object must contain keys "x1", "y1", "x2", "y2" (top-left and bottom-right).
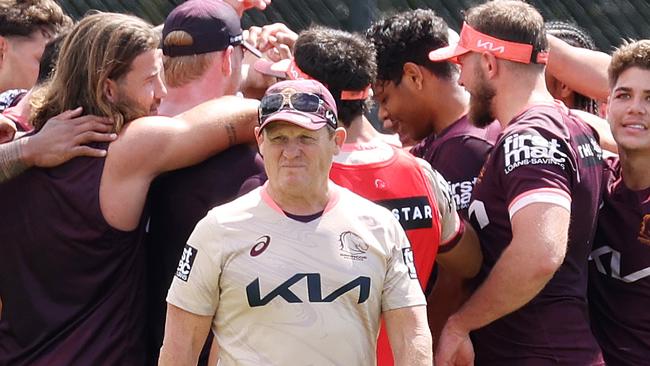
[
  {"x1": 494, "y1": 69, "x2": 554, "y2": 128},
  {"x1": 158, "y1": 78, "x2": 229, "y2": 117},
  {"x1": 621, "y1": 149, "x2": 650, "y2": 190},
  {"x1": 344, "y1": 115, "x2": 383, "y2": 143},
  {"x1": 430, "y1": 82, "x2": 470, "y2": 133},
  {"x1": 267, "y1": 180, "x2": 331, "y2": 215}
]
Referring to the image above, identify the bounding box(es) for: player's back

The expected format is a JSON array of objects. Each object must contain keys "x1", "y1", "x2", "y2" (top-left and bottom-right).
[{"x1": 0, "y1": 144, "x2": 147, "y2": 365}]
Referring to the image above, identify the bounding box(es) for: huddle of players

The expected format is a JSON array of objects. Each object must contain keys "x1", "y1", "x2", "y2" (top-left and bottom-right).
[{"x1": 0, "y1": 0, "x2": 649, "y2": 365}]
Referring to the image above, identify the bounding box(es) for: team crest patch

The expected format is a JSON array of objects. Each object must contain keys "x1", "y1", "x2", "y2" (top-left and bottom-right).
[
  {"x1": 339, "y1": 231, "x2": 369, "y2": 261},
  {"x1": 402, "y1": 248, "x2": 418, "y2": 280},
  {"x1": 175, "y1": 244, "x2": 198, "y2": 282},
  {"x1": 639, "y1": 214, "x2": 650, "y2": 246}
]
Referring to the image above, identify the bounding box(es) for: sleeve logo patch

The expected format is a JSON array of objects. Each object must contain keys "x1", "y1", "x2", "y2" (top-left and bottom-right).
[
  {"x1": 502, "y1": 133, "x2": 569, "y2": 174},
  {"x1": 175, "y1": 244, "x2": 198, "y2": 282},
  {"x1": 402, "y1": 247, "x2": 418, "y2": 280}
]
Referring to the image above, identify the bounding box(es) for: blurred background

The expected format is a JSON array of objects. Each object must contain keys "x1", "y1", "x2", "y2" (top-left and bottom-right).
[{"x1": 59, "y1": 0, "x2": 650, "y2": 52}]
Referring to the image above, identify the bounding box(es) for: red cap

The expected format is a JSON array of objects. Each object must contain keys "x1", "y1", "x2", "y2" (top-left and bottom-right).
[
  {"x1": 259, "y1": 79, "x2": 338, "y2": 132},
  {"x1": 429, "y1": 22, "x2": 548, "y2": 65}
]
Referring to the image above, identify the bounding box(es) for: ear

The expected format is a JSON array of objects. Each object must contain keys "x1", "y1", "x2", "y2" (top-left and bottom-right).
[
  {"x1": 558, "y1": 81, "x2": 573, "y2": 99},
  {"x1": 255, "y1": 126, "x2": 264, "y2": 145},
  {"x1": 0, "y1": 36, "x2": 7, "y2": 65},
  {"x1": 402, "y1": 62, "x2": 424, "y2": 90},
  {"x1": 480, "y1": 52, "x2": 499, "y2": 79},
  {"x1": 103, "y1": 78, "x2": 119, "y2": 103},
  {"x1": 332, "y1": 127, "x2": 346, "y2": 154},
  {"x1": 221, "y1": 45, "x2": 235, "y2": 77}
]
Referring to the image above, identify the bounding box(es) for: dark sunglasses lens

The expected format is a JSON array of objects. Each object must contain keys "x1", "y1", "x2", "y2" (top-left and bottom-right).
[
  {"x1": 290, "y1": 93, "x2": 321, "y2": 112},
  {"x1": 260, "y1": 94, "x2": 284, "y2": 116}
]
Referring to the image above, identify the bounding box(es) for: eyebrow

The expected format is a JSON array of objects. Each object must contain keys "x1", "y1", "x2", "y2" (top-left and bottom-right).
[{"x1": 613, "y1": 86, "x2": 650, "y2": 94}]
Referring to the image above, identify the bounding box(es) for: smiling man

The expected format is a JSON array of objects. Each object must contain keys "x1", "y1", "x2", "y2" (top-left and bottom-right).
[
  {"x1": 160, "y1": 79, "x2": 432, "y2": 366},
  {"x1": 588, "y1": 40, "x2": 650, "y2": 366},
  {"x1": 0, "y1": 12, "x2": 258, "y2": 364}
]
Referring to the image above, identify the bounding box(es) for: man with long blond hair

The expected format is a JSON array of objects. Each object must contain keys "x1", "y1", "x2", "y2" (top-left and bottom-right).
[{"x1": 0, "y1": 11, "x2": 259, "y2": 364}]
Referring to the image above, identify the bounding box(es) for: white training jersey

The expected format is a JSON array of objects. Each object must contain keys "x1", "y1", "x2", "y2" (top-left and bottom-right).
[{"x1": 167, "y1": 183, "x2": 426, "y2": 366}]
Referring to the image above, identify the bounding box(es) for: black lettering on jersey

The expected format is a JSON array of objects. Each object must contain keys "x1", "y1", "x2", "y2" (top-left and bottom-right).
[
  {"x1": 175, "y1": 244, "x2": 198, "y2": 282},
  {"x1": 502, "y1": 133, "x2": 569, "y2": 174},
  {"x1": 246, "y1": 273, "x2": 371, "y2": 307},
  {"x1": 575, "y1": 134, "x2": 603, "y2": 167},
  {"x1": 402, "y1": 248, "x2": 418, "y2": 279},
  {"x1": 376, "y1": 196, "x2": 433, "y2": 230}
]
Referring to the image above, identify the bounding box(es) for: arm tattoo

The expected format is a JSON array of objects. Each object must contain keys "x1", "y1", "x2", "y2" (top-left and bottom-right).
[
  {"x1": 0, "y1": 140, "x2": 28, "y2": 183},
  {"x1": 225, "y1": 122, "x2": 237, "y2": 146}
]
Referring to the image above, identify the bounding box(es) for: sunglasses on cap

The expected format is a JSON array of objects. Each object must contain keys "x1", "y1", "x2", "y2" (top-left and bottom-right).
[{"x1": 258, "y1": 92, "x2": 338, "y2": 129}]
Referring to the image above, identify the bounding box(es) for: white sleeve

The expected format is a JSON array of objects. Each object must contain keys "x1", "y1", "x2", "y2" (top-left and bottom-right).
[
  {"x1": 415, "y1": 157, "x2": 464, "y2": 246},
  {"x1": 166, "y1": 213, "x2": 223, "y2": 316},
  {"x1": 381, "y1": 217, "x2": 427, "y2": 312}
]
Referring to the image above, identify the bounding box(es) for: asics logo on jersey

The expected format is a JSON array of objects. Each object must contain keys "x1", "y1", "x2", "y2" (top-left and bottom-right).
[
  {"x1": 502, "y1": 133, "x2": 568, "y2": 174},
  {"x1": 250, "y1": 235, "x2": 271, "y2": 257},
  {"x1": 339, "y1": 231, "x2": 369, "y2": 261},
  {"x1": 246, "y1": 273, "x2": 371, "y2": 307},
  {"x1": 175, "y1": 244, "x2": 198, "y2": 282}
]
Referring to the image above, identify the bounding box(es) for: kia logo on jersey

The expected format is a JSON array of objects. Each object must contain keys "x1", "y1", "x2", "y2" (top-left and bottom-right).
[{"x1": 250, "y1": 235, "x2": 271, "y2": 257}]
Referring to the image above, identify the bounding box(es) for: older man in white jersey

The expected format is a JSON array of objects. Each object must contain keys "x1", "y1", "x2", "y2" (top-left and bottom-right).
[{"x1": 159, "y1": 79, "x2": 433, "y2": 366}]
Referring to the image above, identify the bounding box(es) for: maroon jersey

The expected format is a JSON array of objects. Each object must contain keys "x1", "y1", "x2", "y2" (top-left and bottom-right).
[
  {"x1": 589, "y1": 157, "x2": 650, "y2": 366},
  {"x1": 411, "y1": 115, "x2": 499, "y2": 219},
  {"x1": 0, "y1": 146, "x2": 147, "y2": 365},
  {"x1": 145, "y1": 145, "x2": 264, "y2": 364},
  {"x1": 468, "y1": 103, "x2": 604, "y2": 365}
]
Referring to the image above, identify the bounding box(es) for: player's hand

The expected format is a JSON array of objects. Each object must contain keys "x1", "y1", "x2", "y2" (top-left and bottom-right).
[
  {"x1": 223, "y1": 0, "x2": 271, "y2": 16},
  {"x1": 435, "y1": 316, "x2": 475, "y2": 366},
  {"x1": 246, "y1": 23, "x2": 298, "y2": 61},
  {"x1": 0, "y1": 115, "x2": 17, "y2": 143},
  {"x1": 22, "y1": 107, "x2": 117, "y2": 168}
]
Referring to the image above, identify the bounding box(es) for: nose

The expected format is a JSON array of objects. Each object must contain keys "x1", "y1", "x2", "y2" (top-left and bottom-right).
[
  {"x1": 282, "y1": 139, "x2": 301, "y2": 159},
  {"x1": 156, "y1": 75, "x2": 168, "y2": 100},
  {"x1": 378, "y1": 105, "x2": 390, "y2": 123},
  {"x1": 628, "y1": 96, "x2": 647, "y2": 115},
  {"x1": 382, "y1": 118, "x2": 395, "y2": 132}
]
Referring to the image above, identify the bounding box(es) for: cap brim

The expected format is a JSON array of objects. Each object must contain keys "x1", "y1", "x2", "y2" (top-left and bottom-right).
[
  {"x1": 242, "y1": 40, "x2": 263, "y2": 59},
  {"x1": 428, "y1": 44, "x2": 469, "y2": 64},
  {"x1": 259, "y1": 110, "x2": 328, "y2": 132},
  {"x1": 253, "y1": 59, "x2": 292, "y2": 79}
]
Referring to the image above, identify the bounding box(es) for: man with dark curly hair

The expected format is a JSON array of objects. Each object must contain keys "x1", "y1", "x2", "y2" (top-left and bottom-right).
[
  {"x1": 0, "y1": 0, "x2": 72, "y2": 94},
  {"x1": 366, "y1": 9, "x2": 499, "y2": 220}
]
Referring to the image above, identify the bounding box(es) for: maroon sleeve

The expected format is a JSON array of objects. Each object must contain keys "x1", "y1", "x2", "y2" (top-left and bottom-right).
[{"x1": 493, "y1": 127, "x2": 574, "y2": 214}]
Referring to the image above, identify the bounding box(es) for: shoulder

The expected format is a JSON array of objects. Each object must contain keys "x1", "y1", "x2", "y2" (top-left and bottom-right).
[
  {"x1": 334, "y1": 183, "x2": 398, "y2": 221},
  {"x1": 204, "y1": 186, "x2": 265, "y2": 225}
]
